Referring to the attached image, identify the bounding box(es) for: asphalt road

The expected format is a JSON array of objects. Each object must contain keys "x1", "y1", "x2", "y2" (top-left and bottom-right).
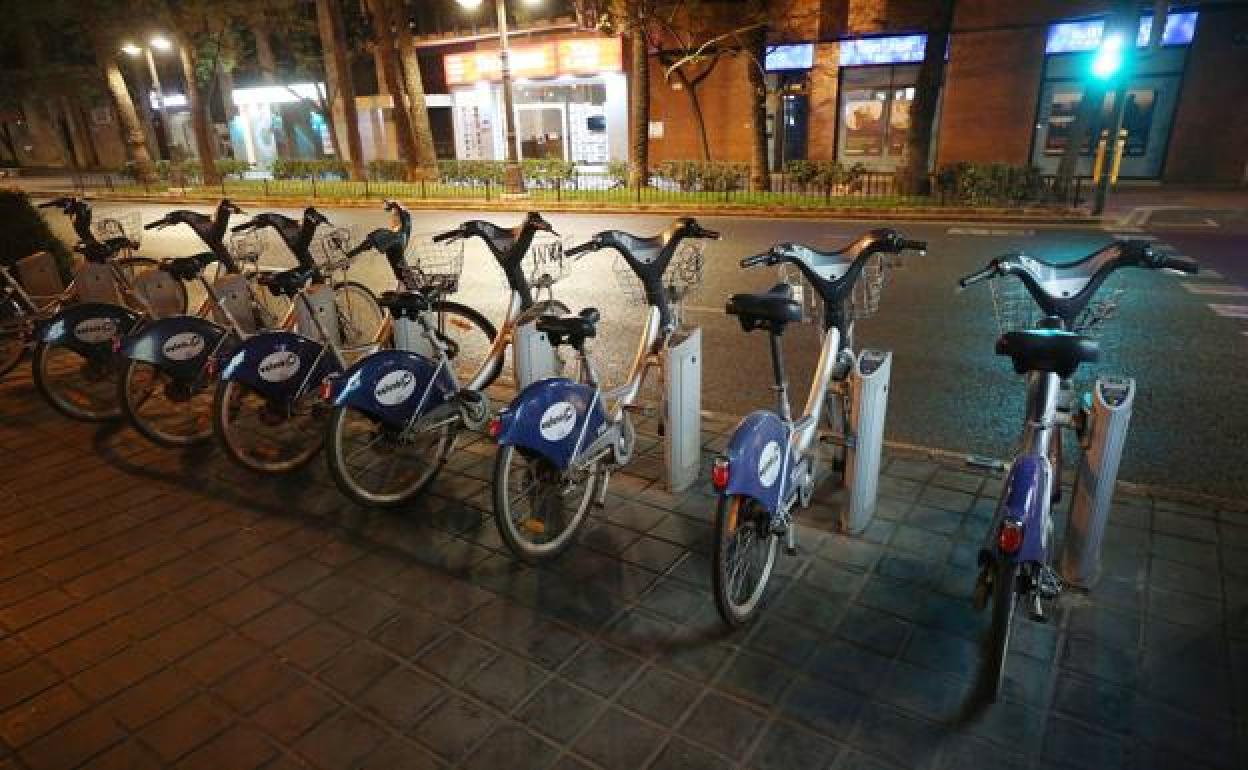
[{"x1": 37, "y1": 201, "x2": 1248, "y2": 500}]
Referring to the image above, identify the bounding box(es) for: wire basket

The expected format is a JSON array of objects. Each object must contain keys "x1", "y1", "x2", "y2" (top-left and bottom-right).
[
  {"x1": 779, "y1": 252, "x2": 889, "y2": 323},
  {"x1": 94, "y1": 211, "x2": 142, "y2": 247},
  {"x1": 990, "y1": 278, "x2": 1124, "y2": 338},
  {"x1": 228, "y1": 229, "x2": 265, "y2": 266},
  {"x1": 311, "y1": 227, "x2": 356, "y2": 273},
  {"x1": 405, "y1": 235, "x2": 465, "y2": 294},
  {"x1": 611, "y1": 240, "x2": 707, "y2": 307},
  {"x1": 525, "y1": 233, "x2": 572, "y2": 292}
]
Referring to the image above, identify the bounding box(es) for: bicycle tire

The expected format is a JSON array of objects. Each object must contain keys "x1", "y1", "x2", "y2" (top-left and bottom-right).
[
  {"x1": 325, "y1": 404, "x2": 456, "y2": 507},
  {"x1": 493, "y1": 444, "x2": 599, "y2": 564},
  {"x1": 331, "y1": 280, "x2": 384, "y2": 351},
  {"x1": 712, "y1": 494, "x2": 778, "y2": 627},
  {"x1": 31, "y1": 338, "x2": 123, "y2": 421},
  {"x1": 981, "y1": 559, "x2": 1020, "y2": 702},
  {"x1": 118, "y1": 358, "x2": 215, "y2": 448},
  {"x1": 0, "y1": 296, "x2": 26, "y2": 379},
  {"x1": 212, "y1": 378, "x2": 326, "y2": 474},
  {"x1": 429, "y1": 300, "x2": 499, "y2": 389}
]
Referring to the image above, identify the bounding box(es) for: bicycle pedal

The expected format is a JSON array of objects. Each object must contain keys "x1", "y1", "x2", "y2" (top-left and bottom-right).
[{"x1": 1036, "y1": 567, "x2": 1062, "y2": 600}]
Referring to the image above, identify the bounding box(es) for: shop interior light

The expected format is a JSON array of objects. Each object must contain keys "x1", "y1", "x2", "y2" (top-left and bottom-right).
[
  {"x1": 1091, "y1": 33, "x2": 1124, "y2": 78},
  {"x1": 120, "y1": 43, "x2": 142, "y2": 57},
  {"x1": 149, "y1": 36, "x2": 172, "y2": 52}
]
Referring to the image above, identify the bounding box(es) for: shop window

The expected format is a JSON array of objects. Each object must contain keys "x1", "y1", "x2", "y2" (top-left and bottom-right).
[
  {"x1": 842, "y1": 89, "x2": 888, "y2": 156},
  {"x1": 1043, "y1": 88, "x2": 1156, "y2": 157}
]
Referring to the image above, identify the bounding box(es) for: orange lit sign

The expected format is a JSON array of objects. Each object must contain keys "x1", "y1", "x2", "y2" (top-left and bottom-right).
[{"x1": 445, "y1": 38, "x2": 622, "y2": 85}]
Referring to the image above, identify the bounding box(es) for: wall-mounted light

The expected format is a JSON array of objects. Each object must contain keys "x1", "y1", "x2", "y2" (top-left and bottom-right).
[{"x1": 121, "y1": 43, "x2": 142, "y2": 57}]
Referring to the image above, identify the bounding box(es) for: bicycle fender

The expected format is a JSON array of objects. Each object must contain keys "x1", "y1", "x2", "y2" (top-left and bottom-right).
[
  {"x1": 119, "y1": 315, "x2": 233, "y2": 379},
  {"x1": 981, "y1": 455, "x2": 1051, "y2": 565},
  {"x1": 494, "y1": 378, "x2": 606, "y2": 470},
  {"x1": 220, "y1": 330, "x2": 340, "y2": 402},
  {"x1": 722, "y1": 410, "x2": 790, "y2": 515},
  {"x1": 330, "y1": 350, "x2": 455, "y2": 427},
  {"x1": 39, "y1": 302, "x2": 140, "y2": 357}
]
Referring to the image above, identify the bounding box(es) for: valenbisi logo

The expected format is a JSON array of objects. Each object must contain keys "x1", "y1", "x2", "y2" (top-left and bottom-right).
[
  {"x1": 74, "y1": 318, "x2": 117, "y2": 344},
  {"x1": 162, "y1": 332, "x2": 205, "y2": 361},
  {"x1": 539, "y1": 401, "x2": 577, "y2": 442},
  {"x1": 258, "y1": 350, "x2": 301, "y2": 382},
  {"x1": 757, "y1": 440, "x2": 782, "y2": 487},
  {"x1": 373, "y1": 369, "x2": 417, "y2": 406}
]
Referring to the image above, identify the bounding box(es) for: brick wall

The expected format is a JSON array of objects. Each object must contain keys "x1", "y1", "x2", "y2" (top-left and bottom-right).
[
  {"x1": 1163, "y1": 5, "x2": 1248, "y2": 183},
  {"x1": 806, "y1": 42, "x2": 840, "y2": 161},
  {"x1": 647, "y1": 52, "x2": 757, "y2": 163}
]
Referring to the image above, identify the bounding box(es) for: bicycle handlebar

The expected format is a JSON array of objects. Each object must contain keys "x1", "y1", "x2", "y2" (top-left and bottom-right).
[
  {"x1": 565, "y1": 240, "x2": 598, "y2": 258},
  {"x1": 740, "y1": 252, "x2": 771, "y2": 269},
  {"x1": 431, "y1": 228, "x2": 461, "y2": 243},
  {"x1": 900, "y1": 239, "x2": 927, "y2": 254},
  {"x1": 958, "y1": 261, "x2": 1000, "y2": 289},
  {"x1": 1159, "y1": 255, "x2": 1199, "y2": 274}
]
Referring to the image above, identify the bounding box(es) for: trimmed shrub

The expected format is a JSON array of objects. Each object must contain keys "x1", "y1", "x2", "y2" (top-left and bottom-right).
[
  {"x1": 654, "y1": 161, "x2": 749, "y2": 192},
  {"x1": 0, "y1": 190, "x2": 74, "y2": 281},
  {"x1": 368, "y1": 159, "x2": 407, "y2": 181}
]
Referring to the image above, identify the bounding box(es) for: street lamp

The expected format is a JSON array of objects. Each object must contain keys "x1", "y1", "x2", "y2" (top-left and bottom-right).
[
  {"x1": 122, "y1": 35, "x2": 175, "y2": 161},
  {"x1": 456, "y1": 0, "x2": 543, "y2": 194}
]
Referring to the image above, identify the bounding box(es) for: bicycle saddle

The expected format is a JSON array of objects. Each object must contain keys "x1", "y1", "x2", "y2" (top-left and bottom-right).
[
  {"x1": 726, "y1": 283, "x2": 803, "y2": 334},
  {"x1": 258, "y1": 266, "x2": 318, "y2": 298},
  {"x1": 995, "y1": 329, "x2": 1098, "y2": 379},
  {"x1": 537, "y1": 307, "x2": 600, "y2": 348},
  {"x1": 161, "y1": 252, "x2": 219, "y2": 282},
  {"x1": 378, "y1": 290, "x2": 433, "y2": 320}
]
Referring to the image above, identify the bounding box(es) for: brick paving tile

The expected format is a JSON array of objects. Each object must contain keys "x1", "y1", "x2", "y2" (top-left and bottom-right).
[{"x1": 0, "y1": 376, "x2": 1243, "y2": 770}]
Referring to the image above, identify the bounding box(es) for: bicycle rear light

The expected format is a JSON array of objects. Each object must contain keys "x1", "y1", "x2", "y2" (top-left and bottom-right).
[
  {"x1": 488, "y1": 417, "x2": 502, "y2": 438},
  {"x1": 711, "y1": 458, "x2": 730, "y2": 489},
  {"x1": 997, "y1": 519, "x2": 1024, "y2": 555}
]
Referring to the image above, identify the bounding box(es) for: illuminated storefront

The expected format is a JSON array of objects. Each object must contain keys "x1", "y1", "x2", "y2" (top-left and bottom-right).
[
  {"x1": 1030, "y1": 10, "x2": 1199, "y2": 179},
  {"x1": 443, "y1": 37, "x2": 627, "y2": 166}
]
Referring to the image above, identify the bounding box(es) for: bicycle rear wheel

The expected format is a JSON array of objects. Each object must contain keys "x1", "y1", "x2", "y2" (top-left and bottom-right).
[
  {"x1": 981, "y1": 560, "x2": 1020, "y2": 702},
  {"x1": 0, "y1": 296, "x2": 25, "y2": 379},
  {"x1": 31, "y1": 339, "x2": 122, "y2": 421},
  {"x1": 332, "y1": 281, "x2": 385, "y2": 351},
  {"x1": 213, "y1": 379, "x2": 326, "y2": 473},
  {"x1": 712, "y1": 495, "x2": 778, "y2": 627},
  {"x1": 493, "y1": 444, "x2": 599, "y2": 564},
  {"x1": 325, "y1": 405, "x2": 456, "y2": 507},
  {"x1": 119, "y1": 359, "x2": 215, "y2": 447}
]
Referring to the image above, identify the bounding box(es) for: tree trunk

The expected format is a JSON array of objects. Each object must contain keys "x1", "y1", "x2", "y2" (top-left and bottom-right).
[
  {"x1": 745, "y1": 25, "x2": 770, "y2": 192},
  {"x1": 178, "y1": 40, "x2": 221, "y2": 185},
  {"x1": 899, "y1": 0, "x2": 955, "y2": 196},
  {"x1": 391, "y1": 0, "x2": 439, "y2": 170},
  {"x1": 251, "y1": 15, "x2": 279, "y2": 83},
  {"x1": 98, "y1": 47, "x2": 158, "y2": 182},
  {"x1": 218, "y1": 65, "x2": 237, "y2": 157},
  {"x1": 365, "y1": 0, "x2": 421, "y2": 179},
  {"x1": 316, "y1": 0, "x2": 365, "y2": 180},
  {"x1": 627, "y1": 20, "x2": 649, "y2": 188},
  {"x1": 0, "y1": 122, "x2": 19, "y2": 165},
  {"x1": 64, "y1": 96, "x2": 101, "y2": 168}
]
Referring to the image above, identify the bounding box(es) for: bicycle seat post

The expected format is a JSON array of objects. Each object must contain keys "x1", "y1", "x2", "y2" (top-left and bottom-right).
[{"x1": 768, "y1": 332, "x2": 792, "y2": 423}]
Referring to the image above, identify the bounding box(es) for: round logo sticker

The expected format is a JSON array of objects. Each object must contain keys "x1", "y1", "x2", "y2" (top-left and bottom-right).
[
  {"x1": 73, "y1": 318, "x2": 117, "y2": 344},
  {"x1": 757, "y1": 441, "x2": 783, "y2": 488},
  {"x1": 258, "y1": 350, "x2": 301, "y2": 383},
  {"x1": 373, "y1": 369, "x2": 417, "y2": 406},
  {"x1": 538, "y1": 401, "x2": 578, "y2": 442},
  {"x1": 162, "y1": 332, "x2": 205, "y2": 361}
]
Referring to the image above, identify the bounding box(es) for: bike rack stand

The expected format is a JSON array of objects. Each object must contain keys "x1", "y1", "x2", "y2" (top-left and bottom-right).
[
  {"x1": 841, "y1": 349, "x2": 892, "y2": 534},
  {"x1": 513, "y1": 319, "x2": 562, "y2": 389},
  {"x1": 663, "y1": 327, "x2": 702, "y2": 493},
  {"x1": 16, "y1": 252, "x2": 64, "y2": 298},
  {"x1": 1060, "y1": 376, "x2": 1135, "y2": 588},
  {"x1": 75, "y1": 263, "x2": 123, "y2": 305},
  {"x1": 214, "y1": 275, "x2": 260, "y2": 333},
  {"x1": 295, "y1": 285, "x2": 342, "y2": 346}
]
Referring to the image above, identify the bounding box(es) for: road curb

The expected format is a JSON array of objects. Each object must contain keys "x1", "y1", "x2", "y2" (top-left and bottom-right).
[{"x1": 32, "y1": 187, "x2": 1103, "y2": 226}]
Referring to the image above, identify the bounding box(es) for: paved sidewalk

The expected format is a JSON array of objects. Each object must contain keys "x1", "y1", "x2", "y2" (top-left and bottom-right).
[{"x1": 0, "y1": 371, "x2": 1244, "y2": 770}]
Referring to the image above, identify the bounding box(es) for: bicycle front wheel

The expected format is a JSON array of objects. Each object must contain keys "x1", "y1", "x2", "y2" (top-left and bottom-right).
[
  {"x1": 712, "y1": 494, "x2": 778, "y2": 628},
  {"x1": 332, "y1": 281, "x2": 385, "y2": 351},
  {"x1": 31, "y1": 339, "x2": 122, "y2": 421},
  {"x1": 981, "y1": 560, "x2": 1020, "y2": 702},
  {"x1": 213, "y1": 379, "x2": 326, "y2": 473},
  {"x1": 429, "y1": 300, "x2": 498, "y2": 389},
  {"x1": 0, "y1": 296, "x2": 26, "y2": 379},
  {"x1": 325, "y1": 405, "x2": 456, "y2": 507},
  {"x1": 493, "y1": 444, "x2": 598, "y2": 564},
  {"x1": 119, "y1": 359, "x2": 215, "y2": 447}
]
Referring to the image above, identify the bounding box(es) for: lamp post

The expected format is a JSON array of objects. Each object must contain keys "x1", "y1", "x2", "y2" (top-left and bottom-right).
[
  {"x1": 457, "y1": 0, "x2": 542, "y2": 195},
  {"x1": 1089, "y1": 8, "x2": 1140, "y2": 216},
  {"x1": 122, "y1": 36, "x2": 174, "y2": 161}
]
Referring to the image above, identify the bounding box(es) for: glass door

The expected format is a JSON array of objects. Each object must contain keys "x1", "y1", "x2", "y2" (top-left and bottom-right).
[{"x1": 516, "y1": 105, "x2": 566, "y2": 161}]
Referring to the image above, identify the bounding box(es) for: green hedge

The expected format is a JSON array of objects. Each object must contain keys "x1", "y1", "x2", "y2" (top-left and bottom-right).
[
  {"x1": 654, "y1": 161, "x2": 750, "y2": 192},
  {"x1": 118, "y1": 158, "x2": 252, "y2": 183},
  {"x1": 270, "y1": 158, "x2": 347, "y2": 180},
  {"x1": 935, "y1": 162, "x2": 1050, "y2": 205},
  {"x1": 0, "y1": 190, "x2": 73, "y2": 281},
  {"x1": 783, "y1": 160, "x2": 869, "y2": 190}
]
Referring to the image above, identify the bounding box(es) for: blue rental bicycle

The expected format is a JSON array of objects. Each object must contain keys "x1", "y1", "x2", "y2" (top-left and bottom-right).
[
  {"x1": 489, "y1": 217, "x2": 719, "y2": 563},
  {"x1": 957, "y1": 240, "x2": 1198, "y2": 701},
  {"x1": 211, "y1": 208, "x2": 385, "y2": 474},
  {"x1": 324, "y1": 210, "x2": 569, "y2": 507},
  {"x1": 709, "y1": 230, "x2": 925, "y2": 626}
]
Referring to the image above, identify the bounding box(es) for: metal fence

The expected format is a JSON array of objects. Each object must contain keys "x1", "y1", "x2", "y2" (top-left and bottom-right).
[{"x1": 63, "y1": 169, "x2": 1088, "y2": 209}]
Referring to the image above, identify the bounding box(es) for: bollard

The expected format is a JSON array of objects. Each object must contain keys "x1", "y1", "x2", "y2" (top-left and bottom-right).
[
  {"x1": 841, "y1": 349, "x2": 891, "y2": 534},
  {"x1": 663, "y1": 327, "x2": 702, "y2": 493},
  {"x1": 1060, "y1": 376, "x2": 1135, "y2": 588}
]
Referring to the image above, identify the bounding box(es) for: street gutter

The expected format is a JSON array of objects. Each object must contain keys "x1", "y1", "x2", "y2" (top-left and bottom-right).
[{"x1": 28, "y1": 186, "x2": 1102, "y2": 226}]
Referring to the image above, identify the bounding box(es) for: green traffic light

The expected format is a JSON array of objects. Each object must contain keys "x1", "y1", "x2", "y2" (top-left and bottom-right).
[{"x1": 1091, "y1": 33, "x2": 1125, "y2": 78}]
